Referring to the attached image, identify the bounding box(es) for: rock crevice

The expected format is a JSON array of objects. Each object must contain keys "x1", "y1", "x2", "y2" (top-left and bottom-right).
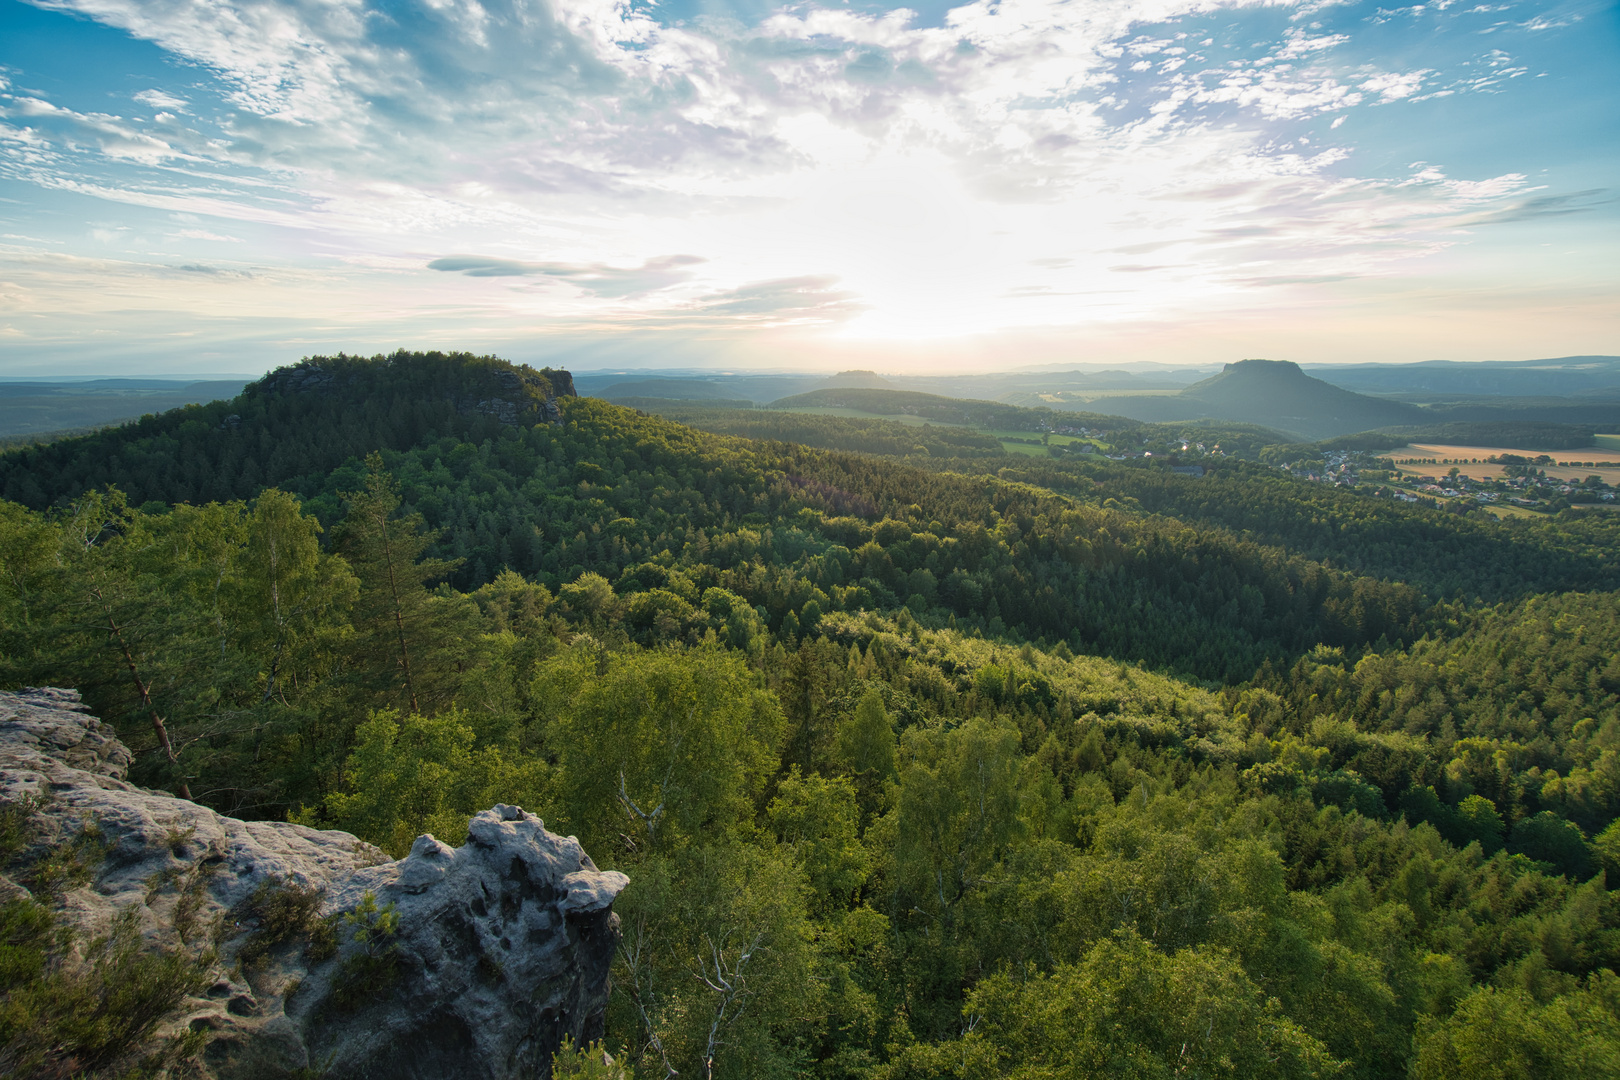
[{"x1": 0, "y1": 688, "x2": 625, "y2": 1079}]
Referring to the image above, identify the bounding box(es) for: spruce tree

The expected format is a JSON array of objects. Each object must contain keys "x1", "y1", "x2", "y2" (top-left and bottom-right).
[{"x1": 337, "y1": 454, "x2": 473, "y2": 715}]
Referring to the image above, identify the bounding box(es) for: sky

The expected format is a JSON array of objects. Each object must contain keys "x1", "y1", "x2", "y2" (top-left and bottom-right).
[{"x1": 0, "y1": 0, "x2": 1615, "y2": 375}]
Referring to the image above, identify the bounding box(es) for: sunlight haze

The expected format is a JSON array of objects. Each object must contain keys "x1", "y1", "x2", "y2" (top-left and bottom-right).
[{"x1": 0, "y1": 0, "x2": 1615, "y2": 373}]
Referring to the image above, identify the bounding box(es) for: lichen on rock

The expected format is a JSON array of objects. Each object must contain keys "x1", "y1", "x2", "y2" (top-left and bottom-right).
[{"x1": 0, "y1": 688, "x2": 626, "y2": 1079}]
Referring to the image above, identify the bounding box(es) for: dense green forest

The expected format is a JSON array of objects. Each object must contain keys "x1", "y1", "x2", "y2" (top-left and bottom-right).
[
  {"x1": 1319, "y1": 422, "x2": 1602, "y2": 452},
  {"x1": 3, "y1": 352, "x2": 1619, "y2": 1078},
  {"x1": 644, "y1": 402, "x2": 1620, "y2": 602}
]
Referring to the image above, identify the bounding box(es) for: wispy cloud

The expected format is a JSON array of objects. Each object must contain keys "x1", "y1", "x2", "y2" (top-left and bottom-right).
[
  {"x1": 172, "y1": 228, "x2": 244, "y2": 242},
  {"x1": 686, "y1": 276, "x2": 863, "y2": 324},
  {"x1": 0, "y1": 0, "x2": 1611, "y2": 365},
  {"x1": 428, "y1": 254, "x2": 705, "y2": 297},
  {"x1": 4, "y1": 95, "x2": 188, "y2": 164},
  {"x1": 133, "y1": 88, "x2": 189, "y2": 111}
]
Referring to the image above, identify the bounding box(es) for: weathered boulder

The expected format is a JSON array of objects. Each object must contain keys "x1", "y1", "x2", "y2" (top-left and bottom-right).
[{"x1": 0, "y1": 688, "x2": 626, "y2": 1079}]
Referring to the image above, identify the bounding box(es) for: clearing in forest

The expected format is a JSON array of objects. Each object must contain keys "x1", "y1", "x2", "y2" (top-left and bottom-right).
[{"x1": 1383, "y1": 442, "x2": 1620, "y2": 484}]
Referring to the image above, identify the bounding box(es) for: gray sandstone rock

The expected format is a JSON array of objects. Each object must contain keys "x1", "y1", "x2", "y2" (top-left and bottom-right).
[{"x1": 0, "y1": 688, "x2": 626, "y2": 1079}]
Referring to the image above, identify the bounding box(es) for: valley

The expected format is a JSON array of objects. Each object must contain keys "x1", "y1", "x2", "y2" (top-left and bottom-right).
[
  {"x1": 2, "y1": 352, "x2": 1619, "y2": 1079},
  {"x1": 6, "y1": 0, "x2": 1612, "y2": 1070}
]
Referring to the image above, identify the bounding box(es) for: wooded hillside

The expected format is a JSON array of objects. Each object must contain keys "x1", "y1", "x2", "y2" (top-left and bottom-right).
[{"x1": 3, "y1": 352, "x2": 1617, "y2": 1078}]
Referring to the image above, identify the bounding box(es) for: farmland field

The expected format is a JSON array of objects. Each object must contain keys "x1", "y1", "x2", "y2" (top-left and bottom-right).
[
  {"x1": 1481, "y1": 503, "x2": 1544, "y2": 519},
  {"x1": 1383, "y1": 442, "x2": 1620, "y2": 484}
]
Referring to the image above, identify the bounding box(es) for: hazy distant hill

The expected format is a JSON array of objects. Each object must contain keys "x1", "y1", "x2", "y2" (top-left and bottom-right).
[
  {"x1": 768, "y1": 387, "x2": 1078, "y2": 429},
  {"x1": 0, "y1": 378, "x2": 251, "y2": 439},
  {"x1": 569, "y1": 356, "x2": 1620, "y2": 421},
  {"x1": 596, "y1": 378, "x2": 741, "y2": 401},
  {"x1": 596, "y1": 369, "x2": 895, "y2": 404},
  {"x1": 1097, "y1": 359, "x2": 1424, "y2": 439},
  {"x1": 763, "y1": 387, "x2": 1312, "y2": 451},
  {"x1": 1312, "y1": 355, "x2": 1620, "y2": 398},
  {"x1": 822, "y1": 369, "x2": 894, "y2": 388},
  {"x1": 1421, "y1": 399, "x2": 1620, "y2": 430},
  {"x1": 773, "y1": 361, "x2": 1430, "y2": 439}
]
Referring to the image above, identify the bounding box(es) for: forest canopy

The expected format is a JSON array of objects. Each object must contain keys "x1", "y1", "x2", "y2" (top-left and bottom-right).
[{"x1": 2, "y1": 351, "x2": 1618, "y2": 1079}]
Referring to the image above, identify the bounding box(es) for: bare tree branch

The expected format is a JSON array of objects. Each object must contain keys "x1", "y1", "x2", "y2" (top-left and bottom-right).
[{"x1": 691, "y1": 929, "x2": 765, "y2": 1080}]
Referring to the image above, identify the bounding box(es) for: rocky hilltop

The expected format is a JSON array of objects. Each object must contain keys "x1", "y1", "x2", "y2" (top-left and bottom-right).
[
  {"x1": 0, "y1": 350, "x2": 580, "y2": 511},
  {"x1": 255, "y1": 355, "x2": 576, "y2": 425},
  {"x1": 0, "y1": 688, "x2": 626, "y2": 1079}
]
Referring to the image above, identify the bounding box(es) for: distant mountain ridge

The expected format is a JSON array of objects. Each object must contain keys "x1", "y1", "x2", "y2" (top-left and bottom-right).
[
  {"x1": 0, "y1": 379, "x2": 252, "y2": 440},
  {"x1": 595, "y1": 368, "x2": 894, "y2": 404},
  {"x1": 1311, "y1": 356, "x2": 1620, "y2": 397},
  {"x1": 1093, "y1": 359, "x2": 1425, "y2": 439},
  {"x1": 597, "y1": 378, "x2": 740, "y2": 401},
  {"x1": 571, "y1": 355, "x2": 1620, "y2": 418}
]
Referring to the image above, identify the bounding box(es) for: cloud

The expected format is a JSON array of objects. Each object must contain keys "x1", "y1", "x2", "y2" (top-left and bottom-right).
[
  {"x1": 1450, "y1": 189, "x2": 1612, "y2": 226},
  {"x1": 683, "y1": 276, "x2": 863, "y2": 324},
  {"x1": 1001, "y1": 285, "x2": 1095, "y2": 298},
  {"x1": 1, "y1": 0, "x2": 1605, "y2": 358},
  {"x1": 427, "y1": 254, "x2": 705, "y2": 297},
  {"x1": 173, "y1": 228, "x2": 244, "y2": 242},
  {"x1": 1235, "y1": 273, "x2": 1359, "y2": 287},
  {"x1": 3, "y1": 95, "x2": 186, "y2": 164},
  {"x1": 174, "y1": 263, "x2": 253, "y2": 278},
  {"x1": 133, "y1": 89, "x2": 189, "y2": 111},
  {"x1": 1360, "y1": 70, "x2": 1430, "y2": 102}
]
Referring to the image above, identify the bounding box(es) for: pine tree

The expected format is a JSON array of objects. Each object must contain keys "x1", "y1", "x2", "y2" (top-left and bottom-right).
[
  {"x1": 835, "y1": 688, "x2": 895, "y2": 818},
  {"x1": 338, "y1": 454, "x2": 474, "y2": 715}
]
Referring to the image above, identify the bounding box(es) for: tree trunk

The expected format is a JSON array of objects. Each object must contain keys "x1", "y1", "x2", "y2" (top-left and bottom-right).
[{"x1": 100, "y1": 598, "x2": 192, "y2": 801}]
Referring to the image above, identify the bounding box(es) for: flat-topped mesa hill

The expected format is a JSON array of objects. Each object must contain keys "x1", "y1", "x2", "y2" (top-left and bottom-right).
[
  {"x1": 821, "y1": 369, "x2": 895, "y2": 389},
  {"x1": 1096, "y1": 359, "x2": 1425, "y2": 440},
  {"x1": 0, "y1": 352, "x2": 576, "y2": 510}
]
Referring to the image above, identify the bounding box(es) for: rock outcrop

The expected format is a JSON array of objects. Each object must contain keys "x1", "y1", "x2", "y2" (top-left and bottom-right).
[
  {"x1": 541, "y1": 369, "x2": 577, "y2": 400},
  {"x1": 0, "y1": 688, "x2": 627, "y2": 1079}
]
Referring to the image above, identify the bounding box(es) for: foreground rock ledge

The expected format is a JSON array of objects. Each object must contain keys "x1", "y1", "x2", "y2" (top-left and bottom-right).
[{"x1": 0, "y1": 688, "x2": 628, "y2": 1079}]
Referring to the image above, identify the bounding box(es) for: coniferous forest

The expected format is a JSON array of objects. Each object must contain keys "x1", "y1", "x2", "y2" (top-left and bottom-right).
[{"x1": 4, "y1": 351, "x2": 1620, "y2": 1078}]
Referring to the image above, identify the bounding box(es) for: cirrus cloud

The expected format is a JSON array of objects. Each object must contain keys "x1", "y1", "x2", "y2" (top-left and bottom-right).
[
  {"x1": 0, "y1": 0, "x2": 1611, "y2": 368},
  {"x1": 427, "y1": 253, "x2": 706, "y2": 296}
]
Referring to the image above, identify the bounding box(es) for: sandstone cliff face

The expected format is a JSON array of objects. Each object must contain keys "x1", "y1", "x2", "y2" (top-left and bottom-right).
[
  {"x1": 0, "y1": 688, "x2": 626, "y2": 1079},
  {"x1": 542, "y1": 369, "x2": 578, "y2": 400}
]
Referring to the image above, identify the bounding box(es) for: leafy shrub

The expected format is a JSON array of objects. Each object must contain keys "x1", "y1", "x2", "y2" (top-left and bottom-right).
[
  {"x1": 231, "y1": 876, "x2": 336, "y2": 967},
  {"x1": 550, "y1": 1036, "x2": 635, "y2": 1079},
  {"x1": 0, "y1": 903, "x2": 212, "y2": 1078}
]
